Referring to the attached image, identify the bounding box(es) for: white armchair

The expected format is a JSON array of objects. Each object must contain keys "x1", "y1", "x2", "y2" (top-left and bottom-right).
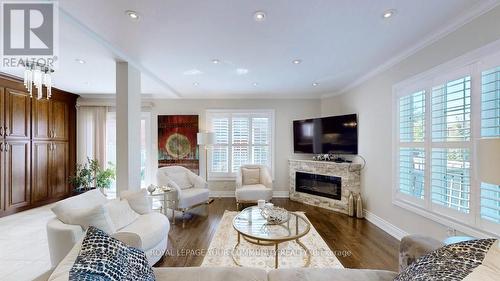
[
  {"x1": 156, "y1": 166, "x2": 210, "y2": 227},
  {"x1": 235, "y1": 164, "x2": 273, "y2": 210}
]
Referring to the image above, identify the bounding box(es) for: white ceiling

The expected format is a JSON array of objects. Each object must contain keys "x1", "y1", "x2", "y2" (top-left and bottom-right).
[{"x1": 1, "y1": 0, "x2": 499, "y2": 98}]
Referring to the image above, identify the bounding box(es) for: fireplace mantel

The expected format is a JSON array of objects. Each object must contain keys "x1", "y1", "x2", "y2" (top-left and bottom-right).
[{"x1": 289, "y1": 159, "x2": 361, "y2": 214}]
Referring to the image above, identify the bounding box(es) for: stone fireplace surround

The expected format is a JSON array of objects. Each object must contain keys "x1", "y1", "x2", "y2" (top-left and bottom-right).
[{"x1": 289, "y1": 159, "x2": 361, "y2": 215}]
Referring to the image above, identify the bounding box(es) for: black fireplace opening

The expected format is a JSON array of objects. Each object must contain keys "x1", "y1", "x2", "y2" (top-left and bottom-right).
[{"x1": 295, "y1": 171, "x2": 341, "y2": 200}]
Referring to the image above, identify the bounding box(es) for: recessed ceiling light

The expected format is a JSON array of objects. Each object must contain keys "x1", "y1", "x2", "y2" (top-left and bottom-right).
[
  {"x1": 312, "y1": 82, "x2": 319, "y2": 87},
  {"x1": 253, "y1": 82, "x2": 258, "y2": 87},
  {"x1": 212, "y1": 59, "x2": 220, "y2": 64},
  {"x1": 254, "y1": 11, "x2": 266, "y2": 22},
  {"x1": 382, "y1": 9, "x2": 396, "y2": 19},
  {"x1": 292, "y1": 59, "x2": 302, "y2": 65},
  {"x1": 193, "y1": 82, "x2": 199, "y2": 86},
  {"x1": 236, "y1": 68, "x2": 249, "y2": 75},
  {"x1": 75, "y1": 59, "x2": 86, "y2": 64},
  {"x1": 125, "y1": 10, "x2": 140, "y2": 20}
]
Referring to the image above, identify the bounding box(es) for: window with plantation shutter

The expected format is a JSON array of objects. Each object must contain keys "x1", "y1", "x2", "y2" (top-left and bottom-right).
[
  {"x1": 206, "y1": 110, "x2": 274, "y2": 179},
  {"x1": 393, "y1": 46, "x2": 500, "y2": 236},
  {"x1": 480, "y1": 66, "x2": 500, "y2": 224}
]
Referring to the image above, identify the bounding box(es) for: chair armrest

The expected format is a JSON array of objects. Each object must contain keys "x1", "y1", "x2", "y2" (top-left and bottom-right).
[
  {"x1": 188, "y1": 172, "x2": 208, "y2": 189},
  {"x1": 261, "y1": 168, "x2": 273, "y2": 189},
  {"x1": 399, "y1": 235, "x2": 445, "y2": 272},
  {"x1": 166, "y1": 179, "x2": 182, "y2": 201},
  {"x1": 235, "y1": 170, "x2": 243, "y2": 189},
  {"x1": 46, "y1": 218, "x2": 84, "y2": 268}
]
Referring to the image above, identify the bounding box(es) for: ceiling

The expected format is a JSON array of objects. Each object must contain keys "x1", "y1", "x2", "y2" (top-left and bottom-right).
[{"x1": 1, "y1": 0, "x2": 499, "y2": 98}]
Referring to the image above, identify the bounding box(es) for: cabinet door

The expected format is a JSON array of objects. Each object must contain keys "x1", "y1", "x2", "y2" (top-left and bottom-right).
[
  {"x1": 31, "y1": 142, "x2": 50, "y2": 203},
  {"x1": 0, "y1": 142, "x2": 4, "y2": 215},
  {"x1": 32, "y1": 99, "x2": 51, "y2": 139},
  {"x1": 4, "y1": 141, "x2": 30, "y2": 210},
  {"x1": 0, "y1": 88, "x2": 4, "y2": 136},
  {"x1": 51, "y1": 100, "x2": 68, "y2": 141},
  {"x1": 5, "y1": 89, "x2": 30, "y2": 139},
  {"x1": 50, "y1": 142, "x2": 68, "y2": 198}
]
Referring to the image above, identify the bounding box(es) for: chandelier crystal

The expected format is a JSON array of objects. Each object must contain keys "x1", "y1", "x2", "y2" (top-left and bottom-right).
[{"x1": 23, "y1": 62, "x2": 53, "y2": 99}]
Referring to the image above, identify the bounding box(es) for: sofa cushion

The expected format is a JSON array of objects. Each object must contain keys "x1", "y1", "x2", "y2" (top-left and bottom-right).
[
  {"x1": 69, "y1": 226, "x2": 155, "y2": 281},
  {"x1": 119, "y1": 212, "x2": 170, "y2": 250},
  {"x1": 463, "y1": 240, "x2": 500, "y2": 281},
  {"x1": 153, "y1": 267, "x2": 267, "y2": 281},
  {"x1": 242, "y1": 167, "x2": 260, "y2": 185},
  {"x1": 168, "y1": 171, "x2": 193, "y2": 190},
  {"x1": 178, "y1": 188, "x2": 209, "y2": 209},
  {"x1": 268, "y1": 268, "x2": 397, "y2": 281},
  {"x1": 121, "y1": 189, "x2": 152, "y2": 215},
  {"x1": 51, "y1": 189, "x2": 107, "y2": 224},
  {"x1": 395, "y1": 238, "x2": 497, "y2": 281},
  {"x1": 65, "y1": 205, "x2": 116, "y2": 234},
  {"x1": 235, "y1": 184, "x2": 272, "y2": 201},
  {"x1": 106, "y1": 199, "x2": 140, "y2": 230}
]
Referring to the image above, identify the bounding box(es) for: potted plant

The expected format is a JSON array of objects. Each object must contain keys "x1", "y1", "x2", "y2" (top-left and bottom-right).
[{"x1": 69, "y1": 158, "x2": 115, "y2": 195}]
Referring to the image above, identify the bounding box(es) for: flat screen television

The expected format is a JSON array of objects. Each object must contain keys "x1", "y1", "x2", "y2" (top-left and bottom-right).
[{"x1": 293, "y1": 114, "x2": 358, "y2": 154}]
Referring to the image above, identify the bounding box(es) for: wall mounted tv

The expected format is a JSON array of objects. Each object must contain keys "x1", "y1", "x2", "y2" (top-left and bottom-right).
[{"x1": 293, "y1": 114, "x2": 358, "y2": 154}]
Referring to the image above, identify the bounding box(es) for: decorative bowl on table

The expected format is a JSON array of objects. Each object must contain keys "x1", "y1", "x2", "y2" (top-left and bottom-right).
[
  {"x1": 260, "y1": 206, "x2": 290, "y2": 225},
  {"x1": 147, "y1": 184, "x2": 157, "y2": 194}
]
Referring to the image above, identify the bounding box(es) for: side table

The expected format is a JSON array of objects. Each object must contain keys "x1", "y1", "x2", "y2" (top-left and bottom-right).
[{"x1": 146, "y1": 189, "x2": 178, "y2": 225}]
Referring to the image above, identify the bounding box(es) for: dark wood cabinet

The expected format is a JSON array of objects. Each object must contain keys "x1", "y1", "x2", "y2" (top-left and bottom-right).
[
  {"x1": 4, "y1": 140, "x2": 30, "y2": 210},
  {"x1": 0, "y1": 74, "x2": 77, "y2": 217}
]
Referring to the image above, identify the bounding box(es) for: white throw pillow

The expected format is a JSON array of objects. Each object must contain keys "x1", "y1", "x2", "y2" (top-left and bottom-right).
[
  {"x1": 121, "y1": 189, "x2": 152, "y2": 215},
  {"x1": 168, "y1": 171, "x2": 192, "y2": 189},
  {"x1": 105, "y1": 199, "x2": 139, "y2": 230},
  {"x1": 242, "y1": 168, "x2": 260, "y2": 185},
  {"x1": 66, "y1": 205, "x2": 116, "y2": 234},
  {"x1": 51, "y1": 189, "x2": 107, "y2": 224}
]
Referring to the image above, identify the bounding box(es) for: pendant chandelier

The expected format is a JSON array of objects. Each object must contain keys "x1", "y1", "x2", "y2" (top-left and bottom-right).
[{"x1": 23, "y1": 61, "x2": 54, "y2": 100}]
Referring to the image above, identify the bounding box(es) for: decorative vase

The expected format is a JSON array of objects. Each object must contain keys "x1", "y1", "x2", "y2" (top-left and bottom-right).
[
  {"x1": 348, "y1": 191, "x2": 355, "y2": 217},
  {"x1": 356, "y1": 194, "x2": 364, "y2": 219}
]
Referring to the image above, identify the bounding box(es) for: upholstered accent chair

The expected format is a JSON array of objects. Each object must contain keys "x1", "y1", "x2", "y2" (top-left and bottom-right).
[
  {"x1": 156, "y1": 166, "x2": 210, "y2": 227},
  {"x1": 235, "y1": 164, "x2": 273, "y2": 210}
]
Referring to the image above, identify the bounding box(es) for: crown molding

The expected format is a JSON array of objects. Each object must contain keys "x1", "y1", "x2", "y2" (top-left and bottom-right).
[{"x1": 321, "y1": 0, "x2": 500, "y2": 99}]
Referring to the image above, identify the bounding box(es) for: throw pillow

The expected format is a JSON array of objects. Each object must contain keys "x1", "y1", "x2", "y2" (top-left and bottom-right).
[
  {"x1": 242, "y1": 168, "x2": 260, "y2": 185},
  {"x1": 70, "y1": 226, "x2": 155, "y2": 281},
  {"x1": 121, "y1": 189, "x2": 152, "y2": 215},
  {"x1": 394, "y1": 238, "x2": 497, "y2": 281},
  {"x1": 105, "y1": 199, "x2": 140, "y2": 230},
  {"x1": 168, "y1": 171, "x2": 192, "y2": 189},
  {"x1": 66, "y1": 205, "x2": 116, "y2": 234},
  {"x1": 51, "y1": 189, "x2": 107, "y2": 224}
]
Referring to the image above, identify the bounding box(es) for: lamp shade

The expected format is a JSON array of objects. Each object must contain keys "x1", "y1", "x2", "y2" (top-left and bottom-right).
[
  {"x1": 197, "y1": 132, "x2": 215, "y2": 146},
  {"x1": 477, "y1": 138, "x2": 500, "y2": 185}
]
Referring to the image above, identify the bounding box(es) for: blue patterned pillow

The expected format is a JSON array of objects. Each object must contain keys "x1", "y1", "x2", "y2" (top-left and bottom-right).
[{"x1": 70, "y1": 226, "x2": 155, "y2": 281}]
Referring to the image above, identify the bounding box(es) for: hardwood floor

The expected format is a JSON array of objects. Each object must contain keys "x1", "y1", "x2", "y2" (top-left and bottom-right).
[{"x1": 158, "y1": 198, "x2": 400, "y2": 272}]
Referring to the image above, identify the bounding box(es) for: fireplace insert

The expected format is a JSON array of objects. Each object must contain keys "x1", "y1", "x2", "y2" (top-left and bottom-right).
[{"x1": 295, "y1": 171, "x2": 341, "y2": 200}]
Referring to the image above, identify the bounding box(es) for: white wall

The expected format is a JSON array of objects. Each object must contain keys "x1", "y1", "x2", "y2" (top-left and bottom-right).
[
  {"x1": 150, "y1": 99, "x2": 321, "y2": 195},
  {"x1": 321, "y1": 6, "x2": 500, "y2": 240}
]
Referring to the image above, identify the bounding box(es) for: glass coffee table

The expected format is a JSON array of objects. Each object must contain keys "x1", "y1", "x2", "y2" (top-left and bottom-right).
[{"x1": 232, "y1": 206, "x2": 311, "y2": 268}]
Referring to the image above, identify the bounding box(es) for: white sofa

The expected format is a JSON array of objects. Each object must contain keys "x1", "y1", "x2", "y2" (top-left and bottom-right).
[
  {"x1": 46, "y1": 189, "x2": 169, "y2": 268},
  {"x1": 235, "y1": 164, "x2": 273, "y2": 209},
  {"x1": 156, "y1": 166, "x2": 210, "y2": 226}
]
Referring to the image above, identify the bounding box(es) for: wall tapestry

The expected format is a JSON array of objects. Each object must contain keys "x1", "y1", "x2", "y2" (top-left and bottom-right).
[{"x1": 158, "y1": 115, "x2": 199, "y2": 174}]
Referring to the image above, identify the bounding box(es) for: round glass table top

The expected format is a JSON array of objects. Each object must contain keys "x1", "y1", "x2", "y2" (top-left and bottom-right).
[{"x1": 232, "y1": 206, "x2": 310, "y2": 241}]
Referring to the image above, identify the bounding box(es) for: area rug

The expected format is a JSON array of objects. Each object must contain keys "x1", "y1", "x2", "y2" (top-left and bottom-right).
[{"x1": 201, "y1": 211, "x2": 344, "y2": 270}]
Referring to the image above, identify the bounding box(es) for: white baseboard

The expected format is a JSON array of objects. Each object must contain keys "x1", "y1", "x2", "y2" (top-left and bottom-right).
[
  {"x1": 364, "y1": 210, "x2": 408, "y2": 241},
  {"x1": 209, "y1": 190, "x2": 290, "y2": 198}
]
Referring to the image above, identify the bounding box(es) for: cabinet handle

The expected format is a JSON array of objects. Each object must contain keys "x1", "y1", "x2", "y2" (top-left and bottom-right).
[
  {"x1": 4, "y1": 127, "x2": 8, "y2": 136},
  {"x1": 0, "y1": 143, "x2": 3, "y2": 151},
  {"x1": 0, "y1": 127, "x2": 2, "y2": 136},
  {"x1": 4, "y1": 143, "x2": 8, "y2": 152}
]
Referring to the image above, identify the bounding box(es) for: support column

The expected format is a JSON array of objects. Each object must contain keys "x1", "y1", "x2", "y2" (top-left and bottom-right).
[{"x1": 116, "y1": 61, "x2": 141, "y2": 195}]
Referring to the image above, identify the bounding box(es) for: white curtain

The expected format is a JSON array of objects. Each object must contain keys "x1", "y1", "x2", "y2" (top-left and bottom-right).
[{"x1": 77, "y1": 106, "x2": 108, "y2": 168}]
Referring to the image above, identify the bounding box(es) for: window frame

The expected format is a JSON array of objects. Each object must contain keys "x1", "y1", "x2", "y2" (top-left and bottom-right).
[
  {"x1": 392, "y1": 43, "x2": 500, "y2": 237},
  {"x1": 206, "y1": 109, "x2": 275, "y2": 181}
]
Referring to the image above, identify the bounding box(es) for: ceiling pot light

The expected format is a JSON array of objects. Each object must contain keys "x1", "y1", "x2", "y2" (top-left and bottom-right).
[
  {"x1": 312, "y1": 82, "x2": 319, "y2": 86},
  {"x1": 75, "y1": 59, "x2": 86, "y2": 64},
  {"x1": 292, "y1": 59, "x2": 302, "y2": 65},
  {"x1": 193, "y1": 82, "x2": 199, "y2": 86},
  {"x1": 254, "y1": 11, "x2": 266, "y2": 22},
  {"x1": 253, "y1": 82, "x2": 258, "y2": 87},
  {"x1": 382, "y1": 9, "x2": 396, "y2": 19},
  {"x1": 125, "y1": 10, "x2": 140, "y2": 20},
  {"x1": 212, "y1": 59, "x2": 220, "y2": 64}
]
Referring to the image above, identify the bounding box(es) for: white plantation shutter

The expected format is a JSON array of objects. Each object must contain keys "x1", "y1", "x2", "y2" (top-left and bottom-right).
[
  {"x1": 207, "y1": 110, "x2": 274, "y2": 178},
  {"x1": 480, "y1": 66, "x2": 500, "y2": 223},
  {"x1": 399, "y1": 148, "x2": 425, "y2": 199},
  {"x1": 399, "y1": 91, "x2": 425, "y2": 142}
]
